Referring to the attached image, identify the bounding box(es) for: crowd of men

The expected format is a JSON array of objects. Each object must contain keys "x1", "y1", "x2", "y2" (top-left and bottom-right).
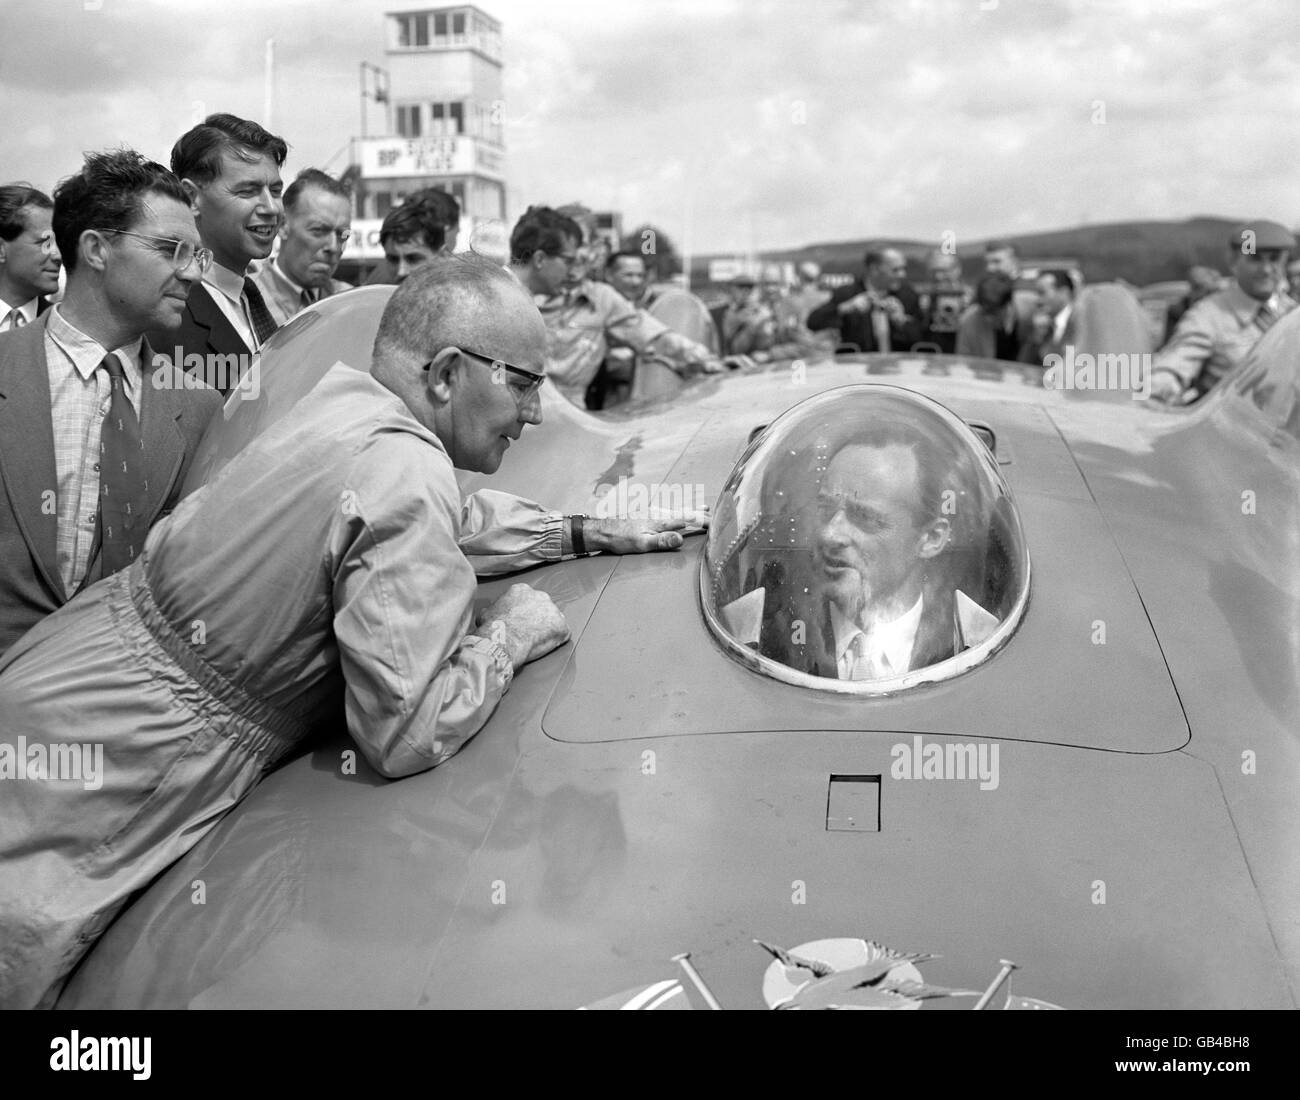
[{"x1": 0, "y1": 109, "x2": 1294, "y2": 1007}]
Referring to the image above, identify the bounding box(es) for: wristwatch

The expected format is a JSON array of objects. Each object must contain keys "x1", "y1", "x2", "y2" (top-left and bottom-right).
[{"x1": 570, "y1": 514, "x2": 590, "y2": 557}]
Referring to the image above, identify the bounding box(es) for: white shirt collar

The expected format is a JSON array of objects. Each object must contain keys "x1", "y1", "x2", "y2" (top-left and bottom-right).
[
  {"x1": 1051, "y1": 304, "x2": 1073, "y2": 344},
  {"x1": 205, "y1": 259, "x2": 248, "y2": 305},
  {"x1": 830, "y1": 593, "x2": 925, "y2": 680},
  {"x1": 0, "y1": 296, "x2": 40, "y2": 325}
]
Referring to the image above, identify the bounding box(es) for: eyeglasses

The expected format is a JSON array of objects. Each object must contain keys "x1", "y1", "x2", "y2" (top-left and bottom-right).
[
  {"x1": 424, "y1": 347, "x2": 546, "y2": 407},
  {"x1": 96, "y1": 229, "x2": 212, "y2": 274}
]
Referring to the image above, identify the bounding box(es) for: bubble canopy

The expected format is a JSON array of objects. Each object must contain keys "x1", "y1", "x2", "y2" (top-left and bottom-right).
[{"x1": 700, "y1": 386, "x2": 1031, "y2": 694}]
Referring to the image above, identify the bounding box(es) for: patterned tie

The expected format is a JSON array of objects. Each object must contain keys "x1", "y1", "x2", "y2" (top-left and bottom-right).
[
  {"x1": 871, "y1": 304, "x2": 892, "y2": 353},
  {"x1": 98, "y1": 355, "x2": 148, "y2": 574},
  {"x1": 242, "y1": 276, "x2": 278, "y2": 346},
  {"x1": 4, "y1": 308, "x2": 24, "y2": 330},
  {"x1": 1255, "y1": 303, "x2": 1278, "y2": 334}
]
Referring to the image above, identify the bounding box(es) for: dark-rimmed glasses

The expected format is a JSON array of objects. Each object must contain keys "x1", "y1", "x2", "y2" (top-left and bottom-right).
[
  {"x1": 96, "y1": 229, "x2": 213, "y2": 274},
  {"x1": 425, "y1": 347, "x2": 546, "y2": 407}
]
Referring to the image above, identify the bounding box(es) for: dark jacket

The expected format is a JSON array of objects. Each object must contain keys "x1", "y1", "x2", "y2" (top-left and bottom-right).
[
  {"x1": 0, "y1": 316, "x2": 221, "y2": 657},
  {"x1": 147, "y1": 283, "x2": 257, "y2": 396},
  {"x1": 807, "y1": 279, "x2": 922, "y2": 352}
]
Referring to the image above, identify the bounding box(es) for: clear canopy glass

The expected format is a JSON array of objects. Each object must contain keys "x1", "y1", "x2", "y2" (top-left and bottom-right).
[{"x1": 700, "y1": 385, "x2": 1031, "y2": 693}]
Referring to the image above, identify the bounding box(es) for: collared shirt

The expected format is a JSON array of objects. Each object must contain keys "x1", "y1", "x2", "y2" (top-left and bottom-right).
[
  {"x1": 1154, "y1": 282, "x2": 1297, "y2": 393},
  {"x1": 203, "y1": 261, "x2": 258, "y2": 353},
  {"x1": 44, "y1": 304, "x2": 143, "y2": 594},
  {"x1": 0, "y1": 296, "x2": 39, "y2": 332},
  {"x1": 534, "y1": 279, "x2": 717, "y2": 406},
  {"x1": 830, "y1": 593, "x2": 925, "y2": 680},
  {"x1": 250, "y1": 256, "x2": 336, "y2": 328},
  {"x1": 1051, "y1": 304, "x2": 1073, "y2": 346}
]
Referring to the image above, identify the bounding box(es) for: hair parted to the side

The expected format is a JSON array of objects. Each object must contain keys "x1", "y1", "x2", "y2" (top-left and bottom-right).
[
  {"x1": 372, "y1": 252, "x2": 517, "y2": 368},
  {"x1": 283, "y1": 168, "x2": 351, "y2": 213},
  {"x1": 378, "y1": 188, "x2": 454, "y2": 252},
  {"x1": 0, "y1": 184, "x2": 53, "y2": 242},
  {"x1": 171, "y1": 112, "x2": 288, "y2": 186},
  {"x1": 52, "y1": 149, "x2": 190, "y2": 273},
  {"x1": 509, "y1": 205, "x2": 582, "y2": 264}
]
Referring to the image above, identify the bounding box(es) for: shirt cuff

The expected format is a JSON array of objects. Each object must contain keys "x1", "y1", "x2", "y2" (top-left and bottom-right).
[{"x1": 462, "y1": 633, "x2": 514, "y2": 689}]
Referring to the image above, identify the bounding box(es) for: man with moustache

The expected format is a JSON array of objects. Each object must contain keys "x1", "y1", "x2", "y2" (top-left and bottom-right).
[
  {"x1": 1150, "y1": 220, "x2": 1298, "y2": 404},
  {"x1": 251, "y1": 168, "x2": 353, "y2": 325},
  {"x1": 0, "y1": 150, "x2": 220, "y2": 658},
  {"x1": 0, "y1": 185, "x2": 61, "y2": 332},
  {"x1": 149, "y1": 113, "x2": 287, "y2": 394},
  {"x1": 0, "y1": 255, "x2": 706, "y2": 1008}
]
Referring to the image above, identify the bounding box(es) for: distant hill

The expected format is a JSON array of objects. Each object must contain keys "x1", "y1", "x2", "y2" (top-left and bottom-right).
[{"x1": 692, "y1": 216, "x2": 1264, "y2": 287}]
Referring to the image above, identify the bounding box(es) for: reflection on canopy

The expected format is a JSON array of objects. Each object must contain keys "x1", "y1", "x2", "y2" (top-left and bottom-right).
[{"x1": 701, "y1": 386, "x2": 1030, "y2": 693}]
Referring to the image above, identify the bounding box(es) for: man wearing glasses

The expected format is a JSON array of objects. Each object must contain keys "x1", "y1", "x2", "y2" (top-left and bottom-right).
[
  {"x1": 0, "y1": 149, "x2": 220, "y2": 659},
  {"x1": 0, "y1": 255, "x2": 705, "y2": 1007},
  {"x1": 508, "y1": 206, "x2": 734, "y2": 409},
  {"x1": 251, "y1": 168, "x2": 354, "y2": 326}
]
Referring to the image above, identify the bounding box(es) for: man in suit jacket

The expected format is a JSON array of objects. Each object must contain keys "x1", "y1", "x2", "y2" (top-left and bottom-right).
[
  {"x1": 758, "y1": 426, "x2": 995, "y2": 683},
  {"x1": 955, "y1": 272, "x2": 1040, "y2": 362},
  {"x1": 1024, "y1": 268, "x2": 1079, "y2": 366},
  {"x1": 148, "y1": 113, "x2": 288, "y2": 395},
  {"x1": 807, "y1": 247, "x2": 921, "y2": 352},
  {"x1": 251, "y1": 168, "x2": 354, "y2": 326},
  {"x1": 0, "y1": 150, "x2": 221, "y2": 658},
  {"x1": 0, "y1": 185, "x2": 61, "y2": 332}
]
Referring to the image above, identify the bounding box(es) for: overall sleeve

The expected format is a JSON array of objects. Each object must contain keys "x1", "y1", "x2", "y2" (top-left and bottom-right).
[
  {"x1": 458, "y1": 488, "x2": 566, "y2": 575},
  {"x1": 329, "y1": 432, "x2": 515, "y2": 779},
  {"x1": 1152, "y1": 304, "x2": 1217, "y2": 388},
  {"x1": 601, "y1": 285, "x2": 718, "y2": 373}
]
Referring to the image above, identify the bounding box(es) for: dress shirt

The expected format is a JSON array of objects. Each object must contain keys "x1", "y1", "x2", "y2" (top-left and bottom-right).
[
  {"x1": 203, "y1": 261, "x2": 258, "y2": 352},
  {"x1": 830, "y1": 594, "x2": 925, "y2": 680},
  {"x1": 1050, "y1": 304, "x2": 1073, "y2": 346},
  {"x1": 1154, "y1": 282, "x2": 1298, "y2": 394},
  {"x1": 0, "y1": 296, "x2": 39, "y2": 332},
  {"x1": 251, "y1": 257, "x2": 322, "y2": 327},
  {"x1": 44, "y1": 304, "x2": 143, "y2": 593},
  {"x1": 535, "y1": 279, "x2": 717, "y2": 407}
]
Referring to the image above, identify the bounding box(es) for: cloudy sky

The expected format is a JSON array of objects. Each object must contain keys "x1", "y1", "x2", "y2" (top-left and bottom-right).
[{"x1": 3, "y1": 0, "x2": 1298, "y2": 254}]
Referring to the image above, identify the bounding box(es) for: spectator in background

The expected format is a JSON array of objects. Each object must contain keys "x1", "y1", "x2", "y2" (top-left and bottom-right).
[
  {"x1": 955, "y1": 272, "x2": 1037, "y2": 363},
  {"x1": 983, "y1": 239, "x2": 1019, "y2": 279},
  {"x1": 1287, "y1": 257, "x2": 1300, "y2": 302},
  {"x1": 917, "y1": 250, "x2": 969, "y2": 354},
  {"x1": 1150, "y1": 220, "x2": 1297, "y2": 404},
  {"x1": 720, "y1": 273, "x2": 775, "y2": 356},
  {"x1": 378, "y1": 188, "x2": 455, "y2": 283},
  {"x1": 606, "y1": 249, "x2": 650, "y2": 306},
  {"x1": 1163, "y1": 264, "x2": 1223, "y2": 341},
  {"x1": 251, "y1": 168, "x2": 353, "y2": 326},
  {"x1": 787, "y1": 261, "x2": 830, "y2": 327},
  {"x1": 0, "y1": 150, "x2": 220, "y2": 658},
  {"x1": 807, "y1": 247, "x2": 920, "y2": 352},
  {"x1": 153, "y1": 113, "x2": 288, "y2": 394},
  {"x1": 0, "y1": 185, "x2": 60, "y2": 332},
  {"x1": 508, "y1": 206, "x2": 733, "y2": 410},
  {"x1": 1025, "y1": 269, "x2": 1078, "y2": 366}
]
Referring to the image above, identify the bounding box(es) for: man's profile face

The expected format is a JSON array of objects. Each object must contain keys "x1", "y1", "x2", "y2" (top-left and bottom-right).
[
  {"x1": 279, "y1": 187, "x2": 351, "y2": 289},
  {"x1": 439, "y1": 286, "x2": 547, "y2": 474},
  {"x1": 189, "y1": 147, "x2": 283, "y2": 272},
  {"x1": 532, "y1": 232, "x2": 579, "y2": 298},
  {"x1": 607, "y1": 256, "x2": 646, "y2": 302},
  {"x1": 814, "y1": 443, "x2": 946, "y2": 622},
  {"x1": 1, "y1": 204, "x2": 61, "y2": 299},
  {"x1": 384, "y1": 235, "x2": 441, "y2": 284},
  {"x1": 868, "y1": 250, "x2": 906, "y2": 293},
  {"x1": 1232, "y1": 247, "x2": 1288, "y2": 302},
  {"x1": 984, "y1": 248, "x2": 1018, "y2": 278},
  {"x1": 1035, "y1": 275, "x2": 1071, "y2": 318},
  {"x1": 101, "y1": 194, "x2": 202, "y2": 334}
]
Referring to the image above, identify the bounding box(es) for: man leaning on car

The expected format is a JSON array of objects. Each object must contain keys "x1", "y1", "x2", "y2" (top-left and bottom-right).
[
  {"x1": 1149, "y1": 219, "x2": 1297, "y2": 404},
  {"x1": 0, "y1": 254, "x2": 707, "y2": 1009}
]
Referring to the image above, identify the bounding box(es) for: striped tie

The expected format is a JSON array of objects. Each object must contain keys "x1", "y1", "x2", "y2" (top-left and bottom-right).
[
  {"x1": 4, "y1": 308, "x2": 24, "y2": 330},
  {"x1": 98, "y1": 355, "x2": 148, "y2": 574},
  {"x1": 1255, "y1": 303, "x2": 1278, "y2": 334}
]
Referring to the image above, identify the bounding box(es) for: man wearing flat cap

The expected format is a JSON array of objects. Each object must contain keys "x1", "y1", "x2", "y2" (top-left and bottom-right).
[{"x1": 1150, "y1": 219, "x2": 1298, "y2": 404}]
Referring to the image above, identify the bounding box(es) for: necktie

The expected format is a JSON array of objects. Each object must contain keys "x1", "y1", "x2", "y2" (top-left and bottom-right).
[
  {"x1": 871, "y1": 304, "x2": 892, "y2": 353},
  {"x1": 300, "y1": 288, "x2": 314, "y2": 310},
  {"x1": 842, "y1": 631, "x2": 894, "y2": 681},
  {"x1": 4, "y1": 308, "x2": 24, "y2": 330},
  {"x1": 98, "y1": 355, "x2": 148, "y2": 575},
  {"x1": 242, "y1": 276, "x2": 278, "y2": 346},
  {"x1": 1255, "y1": 303, "x2": 1278, "y2": 334}
]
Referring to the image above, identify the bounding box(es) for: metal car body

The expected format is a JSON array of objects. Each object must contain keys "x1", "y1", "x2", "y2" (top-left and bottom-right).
[{"x1": 57, "y1": 287, "x2": 1300, "y2": 1009}]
